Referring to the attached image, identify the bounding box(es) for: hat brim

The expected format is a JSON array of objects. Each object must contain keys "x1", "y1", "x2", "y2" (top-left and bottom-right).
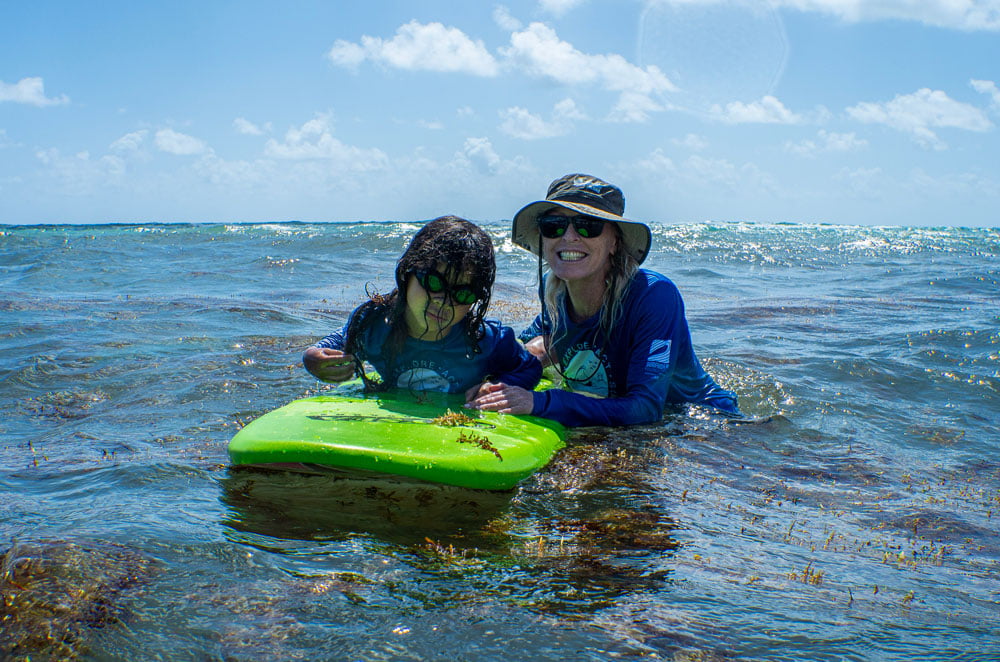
[{"x1": 511, "y1": 200, "x2": 652, "y2": 265}]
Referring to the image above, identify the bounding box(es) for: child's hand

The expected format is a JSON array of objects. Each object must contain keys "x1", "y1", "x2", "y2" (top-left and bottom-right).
[
  {"x1": 465, "y1": 382, "x2": 534, "y2": 415},
  {"x1": 302, "y1": 347, "x2": 356, "y2": 383}
]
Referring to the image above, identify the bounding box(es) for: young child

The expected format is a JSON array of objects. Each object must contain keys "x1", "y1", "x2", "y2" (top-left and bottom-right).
[{"x1": 303, "y1": 216, "x2": 541, "y2": 400}]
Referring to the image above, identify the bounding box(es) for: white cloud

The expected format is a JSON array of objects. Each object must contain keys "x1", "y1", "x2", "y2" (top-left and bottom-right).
[
  {"x1": 193, "y1": 154, "x2": 273, "y2": 189},
  {"x1": 907, "y1": 167, "x2": 1000, "y2": 198},
  {"x1": 635, "y1": 147, "x2": 677, "y2": 173},
  {"x1": 493, "y1": 5, "x2": 523, "y2": 31},
  {"x1": 503, "y1": 23, "x2": 674, "y2": 93},
  {"x1": 109, "y1": 130, "x2": 148, "y2": 153},
  {"x1": 34, "y1": 148, "x2": 126, "y2": 194},
  {"x1": 327, "y1": 40, "x2": 367, "y2": 69},
  {"x1": 501, "y1": 22, "x2": 674, "y2": 122},
  {"x1": 499, "y1": 98, "x2": 585, "y2": 139},
  {"x1": 833, "y1": 166, "x2": 885, "y2": 199},
  {"x1": 672, "y1": 133, "x2": 708, "y2": 151},
  {"x1": 811, "y1": 105, "x2": 835, "y2": 123},
  {"x1": 155, "y1": 129, "x2": 209, "y2": 156},
  {"x1": 769, "y1": 0, "x2": 1000, "y2": 31},
  {"x1": 328, "y1": 21, "x2": 499, "y2": 76},
  {"x1": 500, "y1": 107, "x2": 564, "y2": 140},
  {"x1": 785, "y1": 138, "x2": 819, "y2": 157},
  {"x1": 460, "y1": 137, "x2": 503, "y2": 175},
  {"x1": 234, "y1": 117, "x2": 269, "y2": 135},
  {"x1": 326, "y1": 20, "x2": 674, "y2": 122},
  {"x1": 971, "y1": 79, "x2": 1000, "y2": 109},
  {"x1": 822, "y1": 130, "x2": 868, "y2": 151},
  {"x1": 785, "y1": 129, "x2": 867, "y2": 156},
  {"x1": 264, "y1": 115, "x2": 388, "y2": 169},
  {"x1": 683, "y1": 154, "x2": 780, "y2": 194},
  {"x1": 0, "y1": 129, "x2": 9, "y2": 148},
  {"x1": 846, "y1": 88, "x2": 993, "y2": 149},
  {"x1": 553, "y1": 97, "x2": 586, "y2": 120},
  {"x1": 609, "y1": 90, "x2": 666, "y2": 123},
  {"x1": 710, "y1": 95, "x2": 802, "y2": 124},
  {"x1": 0, "y1": 77, "x2": 69, "y2": 107},
  {"x1": 539, "y1": 0, "x2": 587, "y2": 16},
  {"x1": 685, "y1": 154, "x2": 741, "y2": 188}
]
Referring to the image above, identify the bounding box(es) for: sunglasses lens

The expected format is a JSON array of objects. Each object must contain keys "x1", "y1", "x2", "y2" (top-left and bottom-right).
[
  {"x1": 538, "y1": 214, "x2": 605, "y2": 239},
  {"x1": 575, "y1": 218, "x2": 605, "y2": 238},
  {"x1": 417, "y1": 270, "x2": 479, "y2": 305},
  {"x1": 538, "y1": 216, "x2": 568, "y2": 239},
  {"x1": 453, "y1": 288, "x2": 478, "y2": 305},
  {"x1": 418, "y1": 271, "x2": 444, "y2": 294}
]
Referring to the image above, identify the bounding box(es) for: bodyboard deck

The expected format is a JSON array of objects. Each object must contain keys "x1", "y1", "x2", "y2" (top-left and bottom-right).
[{"x1": 228, "y1": 390, "x2": 565, "y2": 491}]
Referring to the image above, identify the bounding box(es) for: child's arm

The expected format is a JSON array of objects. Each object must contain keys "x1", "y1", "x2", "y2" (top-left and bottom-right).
[
  {"x1": 463, "y1": 324, "x2": 541, "y2": 404},
  {"x1": 521, "y1": 335, "x2": 552, "y2": 367},
  {"x1": 303, "y1": 322, "x2": 358, "y2": 383},
  {"x1": 485, "y1": 324, "x2": 542, "y2": 390}
]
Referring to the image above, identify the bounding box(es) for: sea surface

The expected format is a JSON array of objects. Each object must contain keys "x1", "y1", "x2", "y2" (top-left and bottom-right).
[{"x1": 1, "y1": 221, "x2": 998, "y2": 661}]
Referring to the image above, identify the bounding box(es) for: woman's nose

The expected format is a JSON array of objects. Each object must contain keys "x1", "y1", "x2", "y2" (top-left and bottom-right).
[{"x1": 561, "y1": 224, "x2": 583, "y2": 240}]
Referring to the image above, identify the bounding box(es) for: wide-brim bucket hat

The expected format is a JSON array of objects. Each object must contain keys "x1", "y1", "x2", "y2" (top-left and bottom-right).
[{"x1": 511, "y1": 173, "x2": 652, "y2": 265}]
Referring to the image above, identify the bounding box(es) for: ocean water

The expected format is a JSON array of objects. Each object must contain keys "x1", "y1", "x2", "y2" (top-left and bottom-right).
[{"x1": 1, "y1": 221, "x2": 997, "y2": 661}]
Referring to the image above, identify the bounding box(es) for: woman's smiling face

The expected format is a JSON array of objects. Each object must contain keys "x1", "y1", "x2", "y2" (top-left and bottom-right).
[{"x1": 541, "y1": 208, "x2": 618, "y2": 288}]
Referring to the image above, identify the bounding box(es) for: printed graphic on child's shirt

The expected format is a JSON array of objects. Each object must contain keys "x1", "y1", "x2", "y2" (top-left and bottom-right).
[{"x1": 397, "y1": 368, "x2": 452, "y2": 392}]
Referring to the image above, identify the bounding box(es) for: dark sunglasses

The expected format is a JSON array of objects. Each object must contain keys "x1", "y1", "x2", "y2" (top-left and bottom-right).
[
  {"x1": 414, "y1": 269, "x2": 480, "y2": 305},
  {"x1": 537, "y1": 214, "x2": 607, "y2": 239}
]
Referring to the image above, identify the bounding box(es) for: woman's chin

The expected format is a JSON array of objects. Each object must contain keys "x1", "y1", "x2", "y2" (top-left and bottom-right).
[{"x1": 551, "y1": 259, "x2": 602, "y2": 283}]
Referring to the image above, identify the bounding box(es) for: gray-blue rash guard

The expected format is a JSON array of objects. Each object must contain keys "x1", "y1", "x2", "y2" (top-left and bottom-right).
[
  {"x1": 314, "y1": 314, "x2": 541, "y2": 394},
  {"x1": 521, "y1": 269, "x2": 739, "y2": 427}
]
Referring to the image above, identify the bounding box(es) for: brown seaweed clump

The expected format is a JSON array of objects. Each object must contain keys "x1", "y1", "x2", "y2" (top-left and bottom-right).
[
  {"x1": 0, "y1": 540, "x2": 156, "y2": 661},
  {"x1": 433, "y1": 409, "x2": 479, "y2": 427},
  {"x1": 542, "y1": 508, "x2": 681, "y2": 554},
  {"x1": 456, "y1": 430, "x2": 503, "y2": 461}
]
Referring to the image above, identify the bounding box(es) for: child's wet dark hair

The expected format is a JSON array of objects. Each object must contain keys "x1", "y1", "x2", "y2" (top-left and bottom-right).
[{"x1": 344, "y1": 216, "x2": 496, "y2": 390}]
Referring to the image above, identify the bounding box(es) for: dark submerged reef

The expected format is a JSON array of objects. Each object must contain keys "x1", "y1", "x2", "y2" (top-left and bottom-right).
[{"x1": 0, "y1": 540, "x2": 156, "y2": 661}]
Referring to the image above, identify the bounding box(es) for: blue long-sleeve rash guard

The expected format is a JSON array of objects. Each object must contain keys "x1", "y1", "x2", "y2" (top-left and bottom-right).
[
  {"x1": 521, "y1": 269, "x2": 739, "y2": 427},
  {"x1": 314, "y1": 312, "x2": 541, "y2": 395}
]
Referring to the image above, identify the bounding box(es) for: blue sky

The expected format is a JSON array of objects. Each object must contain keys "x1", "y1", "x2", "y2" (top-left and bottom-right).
[{"x1": 1, "y1": 0, "x2": 998, "y2": 226}]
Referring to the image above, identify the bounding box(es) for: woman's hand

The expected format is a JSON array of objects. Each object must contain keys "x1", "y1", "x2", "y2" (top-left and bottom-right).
[
  {"x1": 465, "y1": 382, "x2": 534, "y2": 415},
  {"x1": 302, "y1": 347, "x2": 356, "y2": 383}
]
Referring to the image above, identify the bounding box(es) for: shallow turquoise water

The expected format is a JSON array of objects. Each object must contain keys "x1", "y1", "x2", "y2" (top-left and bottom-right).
[{"x1": 1, "y1": 222, "x2": 998, "y2": 660}]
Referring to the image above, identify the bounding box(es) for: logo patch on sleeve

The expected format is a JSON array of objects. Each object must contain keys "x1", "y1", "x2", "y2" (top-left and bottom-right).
[{"x1": 647, "y1": 339, "x2": 672, "y2": 374}]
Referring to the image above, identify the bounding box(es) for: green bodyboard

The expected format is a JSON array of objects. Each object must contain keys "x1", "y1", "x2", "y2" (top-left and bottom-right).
[{"x1": 228, "y1": 389, "x2": 565, "y2": 491}]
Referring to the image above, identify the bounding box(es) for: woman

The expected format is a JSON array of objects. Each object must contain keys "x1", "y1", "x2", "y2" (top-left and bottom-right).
[
  {"x1": 467, "y1": 174, "x2": 738, "y2": 426},
  {"x1": 304, "y1": 216, "x2": 540, "y2": 397}
]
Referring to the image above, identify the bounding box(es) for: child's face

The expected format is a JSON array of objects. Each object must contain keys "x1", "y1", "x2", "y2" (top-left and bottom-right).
[{"x1": 404, "y1": 263, "x2": 477, "y2": 340}]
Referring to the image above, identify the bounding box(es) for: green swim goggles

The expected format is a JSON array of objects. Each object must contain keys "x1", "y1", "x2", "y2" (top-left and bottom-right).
[
  {"x1": 537, "y1": 214, "x2": 607, "y2": 239},
  {"x1": 414, "y1": 269, "x2": 481, "y2": 305}
]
